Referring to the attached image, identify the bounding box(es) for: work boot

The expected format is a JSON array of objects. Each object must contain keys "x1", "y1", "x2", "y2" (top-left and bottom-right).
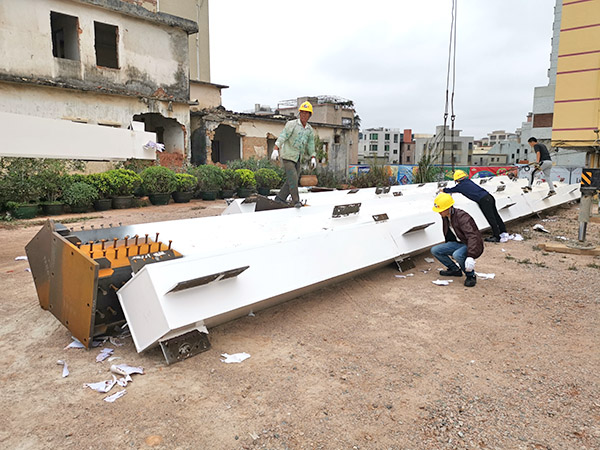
[
  {"x1": 484, "y1": 236, "x2": 500, "y2": 243},
  {"x1": 521, "y1": 186, "x2": 532, "y2": 192},
  {"x1": 294, "y1": 202, "x2": 302, "y2": 208},
  {"x1": 273, "y1": 196, "x2": 288, "y2": 205},
  {"x1": 464, "y1": 275, "x2": 477, "y2": 287},
  {"x1": 547, "y1": 190, "x2": 556, "y2": 197},
  {"x1": 439, "y1": 268, "x2": 463, "y2": 277}
]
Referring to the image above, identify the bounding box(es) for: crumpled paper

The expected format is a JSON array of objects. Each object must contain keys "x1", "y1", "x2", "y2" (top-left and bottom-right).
[
  {"x1": 104, "y1": 390, "x2": 127, "y2": 403},
  {"x1": 501, "y1": 233, "x2": 524, "y2": 242},
  {"x1": 57, "y1": 360, "x2": 69, "y2": 378},
  {"x1": 533, "y1": 224, "x2": 550, "y2": 233},
  {"x1": 432, "y1": 279, "x2": 454, "y2": 286},
  {"x1": 85, "y1": 376, "x2": 117, "y2": 393},
  {"x1": 221, "y1": 352, "x2": 251, "y2": 364},
  {"x1": 96, "y1": 348, "x2": 114, "y2": 362},
  {"x1": 475, "y1": 272, "x2": 495, "y2": 280}
]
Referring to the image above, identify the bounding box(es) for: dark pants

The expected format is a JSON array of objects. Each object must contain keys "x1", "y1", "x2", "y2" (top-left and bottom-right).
[
  {"x1": 478, "y1": 193, "x2": 506, "y2": 238},
  {"x1": 276, "y1": 158, "x2": 301, "y2": 203}
]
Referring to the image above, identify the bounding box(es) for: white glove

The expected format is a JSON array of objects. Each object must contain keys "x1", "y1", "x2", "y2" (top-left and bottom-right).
[
  {"x1": 271, "y1": 149, "x2": 279, "y2": 161},
  {"x1": 310, "y1": 156, "x2": 317, "y2": 170},
  {"x1": 464, "y1": 257, "x2": 476, "y2": 272}
]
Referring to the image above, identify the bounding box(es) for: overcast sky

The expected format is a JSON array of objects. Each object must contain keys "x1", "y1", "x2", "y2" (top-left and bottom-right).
[{"x1": 209, "y1": 0, "x2": 556, "y2": 139}]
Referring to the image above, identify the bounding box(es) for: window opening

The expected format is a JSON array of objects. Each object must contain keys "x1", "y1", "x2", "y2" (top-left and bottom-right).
[
  {"x1": 51, "y1": 12, "x2": 80, "y2": 61},
  {"x1": 94, "y1": 21, "x2": 119, "y2": 68}
]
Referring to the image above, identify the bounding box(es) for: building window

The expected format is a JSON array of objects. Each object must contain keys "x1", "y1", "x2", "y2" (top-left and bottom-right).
[
  {"x1": 370, "y1": 133, "x2": 378, "y2": 140},
  {"x1": 94, "y1": 21, "x2": 119, "y2": 68},
  {"x1": 370, "y1": 144, "x2": 378, "y2": 152},
  {"x1": 511, "y1": 154, "x2": 515, "y2": 160},
  {"x1": 342, "y1": 117, "x2": 352, "y2": 126},
  {"x1": 51, "y1": 12, "x2": 80, "y2": 61},
  {"x1": 516, "y1": 149, "x2": 520, "y2": 154},
  {"x1": 393, "y1": 134, "x2": 398, "y2": 143},
  {"x1": 468, "y1": 142, "x2": 473, "y2": 150},
  {"x1": 384, "y1": 144, "x2": 389, "y2": 152},
  {"x1": 385, "y1": 133, "x2": 390, "y2": 140},
  {"x1": 393, "y1": 149, "x2": 398, "y2": 154},
  {"x1": 406, "y1": 156, "x2": 410, "y2": 163}
]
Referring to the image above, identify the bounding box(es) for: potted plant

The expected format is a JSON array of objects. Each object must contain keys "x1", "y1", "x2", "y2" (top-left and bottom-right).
[
  {"x1": 189, "y1": 165, "x2": 224, "y2": 201},
  {"x1": 105, "y1": 168, "x2": 142, "y2": 209},
  {"x1": 172, "y1": 173, "x2": 198, "y2": 203},
  {"x1": 86, "y1": 172, "x2": 113, "y2": 211},
  {"x1": 234, "y1": 169, "x2": 256, "y2": 198},
  {"x1": 62, "y1": 181, "x2": 99, "y2": 213},
  {"x1": 220, "y1": 168, "x2": 237, "y2": 198},
  {"x1": 0, "y1": 157, "x2": 42, "y2": 219},
  {"x1": 140, "y1": 165, "x2": 177, "y2": 205},
  {"x1": 254, "y1": 168, "x2": 282, "y2": 196},
  {"x1": 36, "y1": 160, "x2": 69, "y2": 215}
]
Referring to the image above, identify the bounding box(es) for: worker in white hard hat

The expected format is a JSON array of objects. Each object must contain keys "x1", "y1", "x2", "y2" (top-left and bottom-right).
[
  {"x1": 442, "y1": 169, "x2": 508, "y2": 243},
  {"x1": 430, "y1": 192, "x2": 484, "y2": 287},
  {"x1": 271, "y1": 101, "x2": 317, "y2": 208}
]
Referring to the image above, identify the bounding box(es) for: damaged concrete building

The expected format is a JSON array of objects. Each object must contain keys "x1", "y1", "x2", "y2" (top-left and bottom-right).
[
  {"x1": 0, "y1": 0, "x2": 223, "y2": 166},
  {"x1": 191, "y1": 96, "x2": 359, "y2": 174}
]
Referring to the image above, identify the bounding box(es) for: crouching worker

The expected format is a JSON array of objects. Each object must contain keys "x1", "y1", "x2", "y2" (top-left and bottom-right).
[{"x1": 430, "y1": 193, "x2": 484, "y2": 287}]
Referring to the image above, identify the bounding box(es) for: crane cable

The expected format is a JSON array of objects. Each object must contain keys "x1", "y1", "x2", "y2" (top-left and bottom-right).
[{"x1": 442, "y1": 0, "x2": 458, "y2": 173}]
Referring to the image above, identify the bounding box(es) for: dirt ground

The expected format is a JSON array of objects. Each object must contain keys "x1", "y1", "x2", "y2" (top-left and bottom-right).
[{"x1": 1, "y1": 198, "x2": 599, "y2": 450}]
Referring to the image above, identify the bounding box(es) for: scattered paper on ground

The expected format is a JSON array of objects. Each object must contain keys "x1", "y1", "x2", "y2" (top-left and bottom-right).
[
  {"x1": 15, "y1": 256, "x2": 27, "y2": 261},
  {"x1": 555, "y1": 236, "x2": 568, "y2": 241},
  {"x1": 96, "y1": 348, "x2": 114, "y2": 362},
  {"x1": 104, "y1": 389, "x2": 127, "y2": 403},
  {"x1": 533, "y1": 224, "x2": 550, "y2": 233},
  {"x1": 65, "y1": 337, "x2": 85, "y2": 350},
  {"x1": 221, "y1": 353, "x2": 251, "y2": 364},
  {"x1": 57, "y1": 360, "x2": 69, "y2": 378},
  {"x1": 424, "y1": 257, "x2": 435, "y2": 263},
  {"x1": 395, "y1": 273, "x2": 414, "y2": 278},
  {"x1": 85, "y1": 376, "x2": 117, "y2": 393},
  {"x1": 432, "y1": 279, "x2": 454, "y2": 286},
  {"x1": 475, "y1": 272, "x2": 496, "y2": 280},
  {"x1": 111, "y1": 364, "x2": 144, "y2": 378}
]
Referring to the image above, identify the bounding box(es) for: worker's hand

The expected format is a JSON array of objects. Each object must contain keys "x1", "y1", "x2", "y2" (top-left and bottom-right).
[
  {"x1": 271, "y1": 149, "x2": 279, "y2": 161},
  {"x1": 464, "y1": 257, "x2": 476, "y2": 272},
  {"x1": 310, "y1": 156, "x2": 317, "y2": 170}
]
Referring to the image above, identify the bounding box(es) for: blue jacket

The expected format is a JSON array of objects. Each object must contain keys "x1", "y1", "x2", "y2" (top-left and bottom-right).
[{"x1": 443, "y1": 178, "x2": 489, "y2": 202}]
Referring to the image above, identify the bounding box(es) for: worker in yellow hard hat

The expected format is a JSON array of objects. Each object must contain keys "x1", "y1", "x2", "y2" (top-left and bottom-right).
[
  {"x1": 271, "y1": 101, "x2": 317, "y2": 208},
  {"x1": 430, "y1": 192, "x2": 484, "y2": 287},
  {"x1": 441, "y1": 170, "x2": 507, "y2": 243}
]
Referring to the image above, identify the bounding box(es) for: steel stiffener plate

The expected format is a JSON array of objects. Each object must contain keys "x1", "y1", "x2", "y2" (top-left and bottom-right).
[
  {"x1": 166, "y1": 265, "x2": 250, "y2": 294},
  {"x1": 332, "y1": 203, "x2": 361, "y2": 218},
  {"x1": 159, "y1": 330, "x2": 211, "y2": 365}
]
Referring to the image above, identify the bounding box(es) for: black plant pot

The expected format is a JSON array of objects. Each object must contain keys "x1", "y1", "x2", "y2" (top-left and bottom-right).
[
  {"x1": 220, "y1": 189, "x2": 235, "y2": 199},
  {"x1": 149, "y1": 193, "x2": 171, "y2": 205},
  {"x1": 41, "y1": 203, "x2": 64, "y2": 216},
  {"x1": 237, "y1": 187, "x2": 253, "y2": 198},
  {"x1": 201, "y1": 190, "x2": 218, "y2": 201},
  {"x1": 12, "y1": 204, "x2": 39, "y2": 219},
  {"x1": 172, "y1": 191, "x2": 193, "y2": 203},
  {"x1": 112, "y1": 195, "x2": 134, "y2": 209},
  {"x1": 93, "y1": 198, "x2": 112, "y2": 211}
]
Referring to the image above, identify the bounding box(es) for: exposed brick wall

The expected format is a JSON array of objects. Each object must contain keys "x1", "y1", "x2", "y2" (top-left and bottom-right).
[
  {"x1": 158, "y1": 151, "x2": 185, "y2": 169},
  {"x1": 532, "y1": 113, "x2": 553, "y2": 128},
  {"x1": 242, "y1": 136, "x2": 268, "y2": 160}
]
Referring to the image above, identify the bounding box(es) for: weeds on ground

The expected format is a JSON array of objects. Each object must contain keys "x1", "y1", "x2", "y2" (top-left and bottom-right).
[
  {"x1": 505, "y1": 255, "x2": 516, "y2": 261},
  {"x1": 517, "y1": 258, "x2": 532, "y2": 265},
  {"x1": 586, "y1": 263, "x2": 600, "y2": 269},
  {"x1": 568, "y1": 265, "x2": 578, "y2": 271},
  {"x1": 532, "y1": 245, "x2": 542, "y2": 251},
  {"x1": 534, "y1": 261, "x2": 547, "y2": 268}
]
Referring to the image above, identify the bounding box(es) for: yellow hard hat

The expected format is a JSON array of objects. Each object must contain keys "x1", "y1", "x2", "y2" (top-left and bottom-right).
[
  {"x1": 453, "y1": 169, "x2": 468, "y2": 181},
  {"x1": 432, "y1": 192, "x2": 455, "y2": 213},
  {"x1": 299, "y1": 101, "x2": 313, "y2": 114}
]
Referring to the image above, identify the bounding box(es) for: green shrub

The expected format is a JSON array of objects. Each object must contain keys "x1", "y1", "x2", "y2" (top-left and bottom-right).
[
  {"x1": 85, "y1": 172, "x2": 112, "y2": 199},
  {"x1": 175, "y1": 173, "x2": 198, "y2": 192},
  {"x1": 234, "y1": 169, "x2": 256, "y2": 189},
  {"x1": 254, "y1": 168, "x2": 281, "y2": 190},
  {"x1": 140, "y1": 166, "x2": 177, "y2": 194},
  {"x1": 352, "y1": 164, "x2": 397, "y2": 188},
  {"x1": 62, "y1": 182, "x2": 99, "y2": 208},
  {"x1": 316, "y1": 170, "x2": 346, "y2": 189},
  {"x1": 104, "y1": 169, "x2": 142, "y2": 197},
  {"x1": 35, "y1": 160, "x2": 70, "y2": 203},
  {"x1": 117, "y1": 158, "x2": 156, "y2": 174},
  {"x1": 0, "y1": 158, "x2": 43, "y2": 205},
  {"x1": 221, "y1": 169, "x2": 237, "y2": 190},
  {"x1": 188, "y1": 164, "x2": 224, "y2": 191}
]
